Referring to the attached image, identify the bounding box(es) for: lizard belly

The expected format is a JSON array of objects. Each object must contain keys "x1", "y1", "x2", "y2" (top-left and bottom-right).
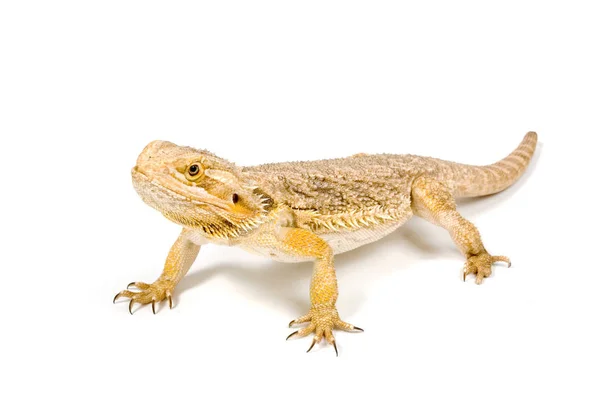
[
  {"x1": 238, "y1": 244, "x2": 307, "y2": 263},
  {"x1": 238, "y1": 207, "x2": 412, "y2": 262},
  {"x1": 237, "y1": 221, "x2": 406, "y2": 263},
  {"x1": 320, "y1": 220, "x2": 405, "y2": 255},
  {"x1": 239, "y1": 219, "x2": 408, "y2": 262}
]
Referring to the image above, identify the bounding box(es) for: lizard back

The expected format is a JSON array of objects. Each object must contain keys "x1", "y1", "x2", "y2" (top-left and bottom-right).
[{"x1": 244, "y1": 154, "x2": 423, "y2": 216}]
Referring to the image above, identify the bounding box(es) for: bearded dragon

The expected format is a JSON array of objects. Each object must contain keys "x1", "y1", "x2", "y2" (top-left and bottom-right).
[{"x1": 113, "y1": 131, "x2": 538, "y2": 355}]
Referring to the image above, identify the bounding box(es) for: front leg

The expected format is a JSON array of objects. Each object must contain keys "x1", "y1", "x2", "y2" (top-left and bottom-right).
[
  {"x1": 113, "y1": 228, "x2": 201, "y2": 314},
  {"x1": 279, "y1": 227, "x2": 363, "y2": 356}
]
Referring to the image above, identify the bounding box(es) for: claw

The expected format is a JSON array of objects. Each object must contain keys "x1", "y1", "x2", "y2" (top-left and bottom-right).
[
  {"x1": 113, "y1": 290, "x2": 132, "y2": 303},
  {"x1": 152, "y1": 300, "x2": 156, "y2": 314},
  {"x1": 128, "y1": 299, "x2": 135, "y2": 315},
  {"x1": 167, "y1": 294, "x2": 173, "y2": 309},
  {"x1": 306, "y1": 338, "x2": 317, "y2": 353},
  {"x1": 332, "y1": 340, "x2": 338, "y2": 357},
  {"x1": 463, "y1": 269, "x2": 466, "y2": 282},
  {"x1": 288, "y1": 320, "x2": 295, "y2": 328},
  {"x1": 353, "y1": 326, "x2": 364, "y2": 332},
  {"x1": 286, "y1": 331, "x2": 298, "y2": 341},
  {"x1": 127, "y1": 282, "x2": 136, "y2": 290}
]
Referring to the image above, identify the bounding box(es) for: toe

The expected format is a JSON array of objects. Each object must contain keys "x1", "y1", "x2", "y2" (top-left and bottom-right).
[
  {"x1": 324, "y1": 328, "x2": 334, "y2": 344},
  {"x1": 113, "y1": 290, "x2": 134, "y2": 303},
  {"x1": 324, "y1": 329, "x2": 338, "y2": 357},
  {"x1": 463, "y1": 263, "x2": 477, "y2": 281},
  {"x1": 314, "y1": 327, "x2": 324, "y2": 343},
  {"x1": 289, "y1": 313, "x2": 311, "y2": 327},
  {"x1": 476, "y1": 272, "x2": 485, "y2": 285},
  {"x1": 475, "y1": 265, "x2": 491, "y2": 284},
  {"x1": 127, "y1": 282, "x2": 151, "y2": 290},
  {"x1": 334, "y1": 319, "x2": 359, "y2": 332},
  {"x1": 492, "y1": 255, "x2": 511, "y2": 267},
  {"x1": 295, "y1": 324, "x2": 316, "y2": 338},
  {"x1": 306, "y1": 328, "x2": 324, "y2": 353}
]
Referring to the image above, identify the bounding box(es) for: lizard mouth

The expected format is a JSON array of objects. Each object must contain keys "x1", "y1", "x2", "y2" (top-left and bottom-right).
[{"x1": 131, "y1": 166, "x2": 260, "y2": 237}]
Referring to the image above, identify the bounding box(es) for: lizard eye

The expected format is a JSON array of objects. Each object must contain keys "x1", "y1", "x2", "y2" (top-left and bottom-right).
[
  {"x1": 189, "y1": 164, "x2": 200, "y2": 175},
  {"x1": 186, "y1": 163, "x2": 203, "y2": 179}
]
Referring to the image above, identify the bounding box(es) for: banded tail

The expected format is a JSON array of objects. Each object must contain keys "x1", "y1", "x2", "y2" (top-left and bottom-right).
[{"x1": 449, "y1": 131, "x2": 538, "y2": 198}]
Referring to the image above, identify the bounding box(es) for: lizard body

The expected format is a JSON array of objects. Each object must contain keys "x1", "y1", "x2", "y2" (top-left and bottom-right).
[{"x1": 114, "y1": 132, "x2": 538, "y2": 354}]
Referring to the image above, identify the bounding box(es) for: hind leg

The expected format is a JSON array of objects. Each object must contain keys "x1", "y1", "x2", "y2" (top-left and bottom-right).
[{"x1": 411, "y1": 176, "x2": 510, "y2": 284}]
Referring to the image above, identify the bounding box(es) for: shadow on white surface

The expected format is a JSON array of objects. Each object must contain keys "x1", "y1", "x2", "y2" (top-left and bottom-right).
[{"x1": 177, "y1": 217, "x2": 472, "y2": 316}]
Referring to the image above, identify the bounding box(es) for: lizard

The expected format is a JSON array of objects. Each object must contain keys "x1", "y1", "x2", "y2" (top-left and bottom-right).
[{"x1": 113, "y1": 131, "x2": 538, "y2": 355}]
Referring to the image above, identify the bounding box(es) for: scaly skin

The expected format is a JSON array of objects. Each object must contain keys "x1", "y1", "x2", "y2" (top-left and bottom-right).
[{"x1": 114, "y1": 131, "x2": 538, "y2": 355}]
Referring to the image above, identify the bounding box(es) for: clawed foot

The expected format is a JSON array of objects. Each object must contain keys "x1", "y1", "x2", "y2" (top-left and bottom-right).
[
  {"x1": 463, "y1": 252, "x2": 511, "y2": 284},
  {"x1": 286, "y1": 304, "x2": 363, "y2": 356},
  {"x1": 113, "y1": 280, "x2": 175, "y2": 314}
]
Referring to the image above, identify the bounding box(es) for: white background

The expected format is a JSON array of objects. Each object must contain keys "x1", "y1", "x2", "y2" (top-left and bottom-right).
[{"x1": 1, "y1": 1, "x2": 599, "y2": 398}]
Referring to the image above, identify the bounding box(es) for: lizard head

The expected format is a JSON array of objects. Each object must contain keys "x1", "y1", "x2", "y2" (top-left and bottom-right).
[{"x1": 131, "y1": 140, "x2": 271, "y2": 238}]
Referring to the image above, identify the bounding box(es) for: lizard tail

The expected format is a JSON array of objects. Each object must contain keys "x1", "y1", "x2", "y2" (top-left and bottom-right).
[{"x1": 450, "y1": 131, "x2": 538, "y2": 198}]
